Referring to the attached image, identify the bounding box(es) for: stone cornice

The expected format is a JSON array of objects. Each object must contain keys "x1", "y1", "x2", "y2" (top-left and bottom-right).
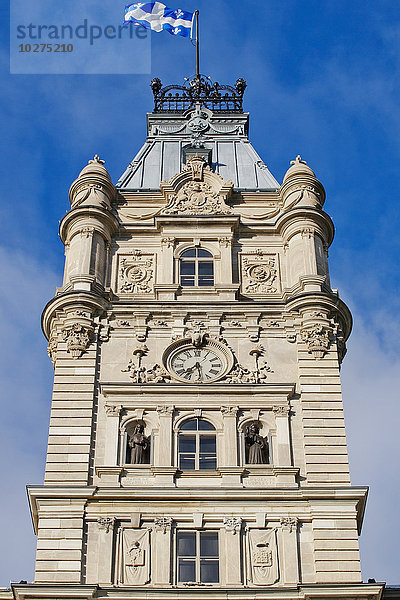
[{"x1": 10, "y1": 582, "x2": 384, "y2": 600}]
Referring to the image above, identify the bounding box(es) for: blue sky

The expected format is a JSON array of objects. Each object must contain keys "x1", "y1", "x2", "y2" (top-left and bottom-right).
[{"x1": 1, "y1": 0, "x2": 399, "y2": 587}]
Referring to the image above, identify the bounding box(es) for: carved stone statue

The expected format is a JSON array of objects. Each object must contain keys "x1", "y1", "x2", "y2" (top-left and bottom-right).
[
  {"x1": 245, "y1": 423, "x2": 269, "y2": 464},
  {"x1": 128, "y1": 424, "x2": 150, "y2": 464}
]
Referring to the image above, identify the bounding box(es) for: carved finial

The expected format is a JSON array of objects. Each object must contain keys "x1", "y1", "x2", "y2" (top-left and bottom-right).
[
  {"x1": 235, "y1": 78, "x2": 247, "y2": 96},
  {"x1": 290, "y1": 155, "x2": 307, "y2": 166},
  {"x1": 89, "y1": 154, "x2": 105, "y2": 165},
  {"x1": 150, "y1": 77, "x2": 162, "y2": 97}
]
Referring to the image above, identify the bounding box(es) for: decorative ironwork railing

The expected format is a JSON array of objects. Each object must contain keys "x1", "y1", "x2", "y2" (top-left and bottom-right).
[{"x1": 150, "y1": 75, "x2": 247, "y2": 113}]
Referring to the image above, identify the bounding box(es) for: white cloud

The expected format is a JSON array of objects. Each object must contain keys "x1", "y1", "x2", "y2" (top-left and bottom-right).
[{"x1": 341, "y1": 300, "x2": 400, "y2": 583}]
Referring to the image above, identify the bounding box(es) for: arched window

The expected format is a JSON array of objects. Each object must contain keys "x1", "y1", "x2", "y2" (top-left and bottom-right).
[
  {"x1": 178, "y1": 418, "x2": 216, "y2": 470},
  {"x1": 179, "y1": 248, "x2": 214, "y2": 287}
]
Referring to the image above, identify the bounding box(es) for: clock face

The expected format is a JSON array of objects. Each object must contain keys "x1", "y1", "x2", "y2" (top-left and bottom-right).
[{"x1": 169, "y1": 347, "x2": 225, "y2": 383}]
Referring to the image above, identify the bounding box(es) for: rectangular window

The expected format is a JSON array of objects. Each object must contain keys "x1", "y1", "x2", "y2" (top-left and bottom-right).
[{"x1": 177, "y1": 530, "x2": 219, "y2": 584}]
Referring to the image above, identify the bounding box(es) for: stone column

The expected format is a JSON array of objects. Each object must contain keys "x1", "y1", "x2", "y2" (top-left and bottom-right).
[
  {"x1": 96, "y1": 517, "x2": 116, "y2": 585},
  {"x1": 156, "y1": 406, "x2": 174, "y2": 466},
  {"x1": 272, "y1": 405, "x2": 291, "y2": 466},
  {"x1": 104, "y1": 404, "x2": 122, "y2": 465},
  {"x1": 222, "y1": 517, "x2": 242, "y2": 585},
  {"x1": 152, "y1": 517, "x2": 173, "y2": 585},
  {"x1": 218, "y1": 237, "x2": 233, "y2": 284},
  {"x1": 160, "y1": 237, "x2": 175, "y2": 283},
  {"x1": 220, "y1": 406, "x2": 239, "y2": 465},
  {"x1": 280, "y1": 517, "x2": 299, "y2": 584}
]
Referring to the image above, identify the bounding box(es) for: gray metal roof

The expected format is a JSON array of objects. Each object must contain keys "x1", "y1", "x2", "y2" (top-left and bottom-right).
[{"x1": 117, "y1": 107, "x2": 279, "y2": 192}]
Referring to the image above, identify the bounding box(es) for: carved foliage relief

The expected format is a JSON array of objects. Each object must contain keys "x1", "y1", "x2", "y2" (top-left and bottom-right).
[
  {"x1": 241, "y1": 252, "x2": 280, "y2": 296},
  {"x1": 118, "y1": 251, "x2": 155, "y2": 295}
]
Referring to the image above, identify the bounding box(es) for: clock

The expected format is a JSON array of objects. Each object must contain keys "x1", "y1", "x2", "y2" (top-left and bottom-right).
[{"x1": 162, "y1": 338, "x2": 233, "y2": 383}]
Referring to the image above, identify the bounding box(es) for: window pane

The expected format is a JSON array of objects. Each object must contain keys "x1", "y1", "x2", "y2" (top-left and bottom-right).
[
  {"x1": 180, "y1": 419, "x2": 197, "y2": 431},
  {"x1": 181, "y1": 276, "x2": 195, "y2": 286},
  {"x1": 181, "y1": 249, "x2": 196, "y2": 258},
  {"x1": 200, "y1": 532, "x2": 218, "y2": 557},
  {"x1": 198, "y1": 277, "x2": 214, "y2": 286},
  {"x1": 179, "y1": 559, "x2": 196, "y2": 582},
  {"x1": 200, "y1": 436, "x2": 216, "y2": 453},
  {"x1": 198, "y1": 262, "x2": 213, "y2": 275},
  {"x1": 198, "y1": 249, "x2": 213, "y2": 257},
  {"x1": 179, "y1": 455, "x2": 195, "y2": 470},
  {"x1": 200, "y1": 560, "x2": 219, "y2": 583},
  {"x1": 181, "y1": 261, "x2": 195, "y2": 275},
  {"x1": 177, "y1": 532, "x2": 196, "y2": 556},
  {"x1": 179, "y1": 435, "x2": 196, "y2": 452},
  {"x1": 199, "y1": 455, "x2": 217, "y2": 470},
  {"x1": 198, "y1": 419, "x2": 215, "y2": 431}
]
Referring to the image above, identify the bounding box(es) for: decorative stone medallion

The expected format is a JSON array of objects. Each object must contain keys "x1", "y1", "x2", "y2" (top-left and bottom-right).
[
  {"x1": 241, "y1": 253, "x2": 280, "y2": 296},
  {"x1": 118, "y1": 253, "x2": 155, "y2": 295}
]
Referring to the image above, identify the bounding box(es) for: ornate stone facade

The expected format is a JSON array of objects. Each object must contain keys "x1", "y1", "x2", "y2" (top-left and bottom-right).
[{"x1": 15, "y1": 75, "x2": 383, "y2": 600}]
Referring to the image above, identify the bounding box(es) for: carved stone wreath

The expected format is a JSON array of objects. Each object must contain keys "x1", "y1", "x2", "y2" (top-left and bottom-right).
[{"x1": 162, "y1": 180, "x2": 231, "y2": 216}]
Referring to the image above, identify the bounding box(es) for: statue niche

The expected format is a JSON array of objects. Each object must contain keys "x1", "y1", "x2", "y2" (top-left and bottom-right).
[
  {"x1": 244, "y1": 422, "x2": 269, "y2": 465},
  {"x1": 126, "y1": 422, "x2": 150, "y2": 465}
]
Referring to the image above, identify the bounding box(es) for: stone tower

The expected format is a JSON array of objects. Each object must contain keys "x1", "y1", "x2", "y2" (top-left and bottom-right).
[{"x1": 15, "y1": 76, "x2": 385, "y2": 600}]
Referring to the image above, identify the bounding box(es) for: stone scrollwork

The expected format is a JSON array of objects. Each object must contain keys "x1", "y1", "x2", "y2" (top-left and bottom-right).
[
  {"x1": 241, "y1": 254, "x2": 279, "y2": 296},
  {"x1": 62, "y1": 323, "x2": 92, "y2": 358},
  {"x1": 280, "y1": 516, "x2": 298, "y2": 533},
  {"x1": 97, "y1": 517, "x2": 115, "y2": 533},
  {"x1": 118, "y1": 253, "x2": 155, "y2": 295},
  {"x1": 220, "y1": 406, "x2": 239, "y2": 416},
  {"x1": 301, "y1": 325, "x2": 330, "y2": 358},
  {"x1": 154, "y1": 516, "x2": 173, "y2": 533},
  {"x1": 224, "y1": 516, "x2": 242, "y2": 534},
  {"x1": 156, "y1": 405, "x2": 174, "y2": 416},
  {"x1": 272, "y1": 405, "x2": 290, "y2": 417}
]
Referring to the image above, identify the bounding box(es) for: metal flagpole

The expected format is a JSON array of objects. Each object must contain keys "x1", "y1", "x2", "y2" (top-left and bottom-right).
[{"x1": 195, "y1": 9, "x2": 199, "y2": 80}]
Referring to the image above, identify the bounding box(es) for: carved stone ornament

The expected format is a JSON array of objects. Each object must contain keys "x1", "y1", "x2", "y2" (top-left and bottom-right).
[
  {"x1": 97, "y1": 517, "x2": 115, "y2": 533},
  {"x1": 122, "y1": 360, "x2": 171, "y2": 384},
  {"x1": 154, "y1": 516, "x2": 173, "y2": 533},
  {"x1": 220, "y1": 406, "x2": 239, "y2": 416},
  {"x1": 105, "y1": 403, "x2": 122, "y2": 417},
  {"x1": 161, "y1": 237, "x2": 175, "y2": 248},
  {"x1": 156, "y1": 405, "x2": 174, "y2": 416},
  {"x1": 225, "y1": 344, "x2": 272, "y2": 384},
  {"x1": 162, "y1": 179, "x2": 231, "y2": 215},
  {"x1": 272, "y1": 405, "x2": 290, "y2": 417},
  {"x1": 62, "y1": 323, "x2": 92, "y2": 358},
  {"x1": 160, "y1": 155, "x2": 233, "y2": 216},
  {"x1": 47, "y1": 334, "x2": 58, "y2": 365},
  {"x1": 280, "y1": 517, "x2": 298, "y2": 533},
  {"x1": 301, "y1": 325, "x2": 330, "y2": 358},
  {"x1": 118, "y1": 253, "x2": 155, "y2": 295},
  {"x1": 242, "y1": 254, "x2": 278, "y2": 296},
  {"x1": 224, "y1": 516, "x2": 242, "y2": 534}
]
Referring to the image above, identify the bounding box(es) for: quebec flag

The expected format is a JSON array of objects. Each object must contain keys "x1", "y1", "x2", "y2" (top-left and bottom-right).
[{"x1": 124, "y1": 2, "x2": 194, "y2": 37}]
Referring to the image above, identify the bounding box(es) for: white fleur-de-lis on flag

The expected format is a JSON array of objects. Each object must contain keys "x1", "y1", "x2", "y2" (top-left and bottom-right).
[
  {"x1": 173, "y1": 27, "x2": 180, "y2": 34},
  {"x1": 175, "y1": 9, "x2": 183, "y2": 18}
]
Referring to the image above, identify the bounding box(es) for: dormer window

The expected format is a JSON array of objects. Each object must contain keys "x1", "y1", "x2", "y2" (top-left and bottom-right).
[{"x1": 179, "y1": 248, "x2": 214, "y2": 287}]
